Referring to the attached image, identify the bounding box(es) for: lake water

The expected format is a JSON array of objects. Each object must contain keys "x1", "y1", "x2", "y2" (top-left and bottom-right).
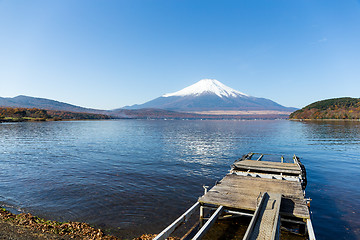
[{"x1": 0, "y1": 120, "x2": 359, "y2": 239}]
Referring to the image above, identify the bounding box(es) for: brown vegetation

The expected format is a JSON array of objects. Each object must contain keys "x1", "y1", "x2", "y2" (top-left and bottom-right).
[
  {"x1": 0, "y1": 208, "x2": 178, "y2": 240},
  {"x1": 0, "y1": 107, "x2": 112, "y2": 122},
  {"x1": 0, "y1": 208, "x2": 118, "y2": 239},
  {"x1": 290, "y1": 97, "x2": 360, "y2": 120}
]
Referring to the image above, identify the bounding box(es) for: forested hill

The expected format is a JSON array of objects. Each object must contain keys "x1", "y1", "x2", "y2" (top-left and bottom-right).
[
  {"x1": 0, "y1": 107, "x2": 112, "y2": 122},
  {"x1": 0, "y1": 95, "x2": 101, "y2": 113},
  {"x1": 289, "y1": 97, "x2": 360, "y2": 120}
]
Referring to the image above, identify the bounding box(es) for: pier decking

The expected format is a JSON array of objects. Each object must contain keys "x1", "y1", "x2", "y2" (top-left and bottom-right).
[
  {"x1": 154, "y1": 153, "x2": 315, "y2": 240},
  {"x1": 233, "y1": 159, "x2": 302, "y2": 175},
  {"x1": 198, "y1": 174, "x2": 309, "y2": 219}
]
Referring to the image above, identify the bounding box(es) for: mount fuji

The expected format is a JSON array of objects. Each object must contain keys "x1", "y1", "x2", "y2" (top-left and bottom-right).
[{"x1": 124, "y1": 79, "x2": 296, "y2": 112}]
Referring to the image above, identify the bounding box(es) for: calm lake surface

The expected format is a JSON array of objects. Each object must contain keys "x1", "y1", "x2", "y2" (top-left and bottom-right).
[{"x1": 0, "y1": 120, "x2": 359, "y2": 239}]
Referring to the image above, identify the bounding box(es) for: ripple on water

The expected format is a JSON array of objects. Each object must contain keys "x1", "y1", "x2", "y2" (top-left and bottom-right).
[{"x1": 0, "y1": 120, "x2": 359, "y2": 239}]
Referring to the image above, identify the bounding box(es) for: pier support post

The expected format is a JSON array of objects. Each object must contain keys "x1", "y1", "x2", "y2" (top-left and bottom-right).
[
  {"x1": 200, "y1": 185, "x2": 209, "y2": 228},
  {"x1": 199, "y1": 205, "x2": 204, "y2": 227}
]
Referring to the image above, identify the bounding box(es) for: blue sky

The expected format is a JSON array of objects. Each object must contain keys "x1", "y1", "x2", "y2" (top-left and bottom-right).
[{"x1": 1, "y1": 0, "x2": 360, "y2": 109}]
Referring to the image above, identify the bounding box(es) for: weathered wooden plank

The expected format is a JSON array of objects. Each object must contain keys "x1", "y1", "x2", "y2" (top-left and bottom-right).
[
  {"x1": 199, "y1": 190, "x2": 308, "y2": 219},
  {"x1": 202, "y1": 184, "x2": 304, "y2": 204},
  {"x1": 243, "y1": 192, "x2": 282, "y2": 240},
  {"x1": 200, "y1": 175, "x2": 307, "y2": 214},
  {"x1": 235, "y1": 160, "x2": 300, "y2": 169},
  {"x1": 213, "y1": 174, "x2": 304, "y2": 197},
  {"x1": 233, "y1": 166, "x2": 301, "y2": 175},
  {"x1": 242, "y1": 192, "x2": 267, "y2": 240},
  {"x1": 198, "y1": 175, "x2": 309, "y2": 219},
  {"x1": 233, "y1": 160, "x2": 301, "y2": 175},
  {"x1": 271, "y1": 194, "x2": 281, "y2": 240}
]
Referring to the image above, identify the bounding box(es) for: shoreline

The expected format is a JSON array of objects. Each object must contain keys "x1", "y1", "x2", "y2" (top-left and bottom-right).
[
  {"x1": 0, "y1": 207, "x2": 119, "y2": 239},
  {"x1": 1, "y1": 118, "x2": 288, "y2": 123},
  {"x1": 0, "y1": 118, "x2": 115, "y2": 123},
  {"x1": 0, "y1": 207, "x2": 177, "y2": 240},
  {"x1": 290, "y1": 118, "x2": 360, "y2": 122}
]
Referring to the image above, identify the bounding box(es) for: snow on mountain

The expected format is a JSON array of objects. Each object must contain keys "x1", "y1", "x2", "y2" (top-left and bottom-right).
[
  {"x1": 163, "y1": 79, "x2": 248, "y2": 98},
  {"x1": 123, "y1": 79, "x2": 296, "y2": 112}
]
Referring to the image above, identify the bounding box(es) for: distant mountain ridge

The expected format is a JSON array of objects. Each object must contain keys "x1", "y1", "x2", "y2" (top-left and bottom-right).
[
  {"x1": 124, "y1": 79, "x2": 296, "y2": 112},
  {"x1": 1, "y1": 80, "x2": 297, "y2": 119},
  {"x1": 0, "y1": 95, "x2": 101, "y2": 113}
]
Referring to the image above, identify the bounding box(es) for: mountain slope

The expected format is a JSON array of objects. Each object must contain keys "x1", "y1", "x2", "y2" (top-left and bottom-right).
[
  {"x1": 0, "y1": 95, "x2": 102, "y2": 113},
  {"x1": 125, "y1": 79, "x2": 296, "y2": 112}
]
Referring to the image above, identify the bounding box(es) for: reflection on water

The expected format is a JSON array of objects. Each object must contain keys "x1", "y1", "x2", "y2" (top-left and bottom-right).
[{"x1": 0, "y1": 120, "x2": 359, "y2": 239}]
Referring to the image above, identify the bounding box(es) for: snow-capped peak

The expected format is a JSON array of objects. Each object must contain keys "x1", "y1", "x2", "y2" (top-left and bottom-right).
[{"x1": 162, "y1": 79, "x2": 248, "y2": 98}]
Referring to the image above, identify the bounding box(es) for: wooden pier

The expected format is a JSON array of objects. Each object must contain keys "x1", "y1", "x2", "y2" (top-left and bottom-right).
[{"x1": 154, "y1": 153, "x2": 315, "y2": 240}]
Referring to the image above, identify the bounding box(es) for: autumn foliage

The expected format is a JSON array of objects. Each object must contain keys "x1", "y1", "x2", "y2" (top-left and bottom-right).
[
  {"x1": 0, "y1": 107, "x2": 112, "y2": 121},
  {"x1": 289, "y1": 97, "x2": 360, "y2": 120}
]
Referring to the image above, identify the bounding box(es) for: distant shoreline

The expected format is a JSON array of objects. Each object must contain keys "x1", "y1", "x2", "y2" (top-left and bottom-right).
[
  {"x1": 1, "y1": 118, "x2": 290, "y2": 123},
  {"x1": 290, "y1": 119, "x2": 360, "y2": 122},
  {"x1": 0, "y1": 118, "x2": 114, "y2": 123}
]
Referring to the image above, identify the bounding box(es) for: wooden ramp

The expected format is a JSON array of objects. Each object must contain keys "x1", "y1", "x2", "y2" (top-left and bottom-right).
[
  {"x1": 243, "y1": 192, "x2": 281, "y2": 240},
  {"x1": 198, "y1": 174, "x2": 309, "y2": 219}
]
